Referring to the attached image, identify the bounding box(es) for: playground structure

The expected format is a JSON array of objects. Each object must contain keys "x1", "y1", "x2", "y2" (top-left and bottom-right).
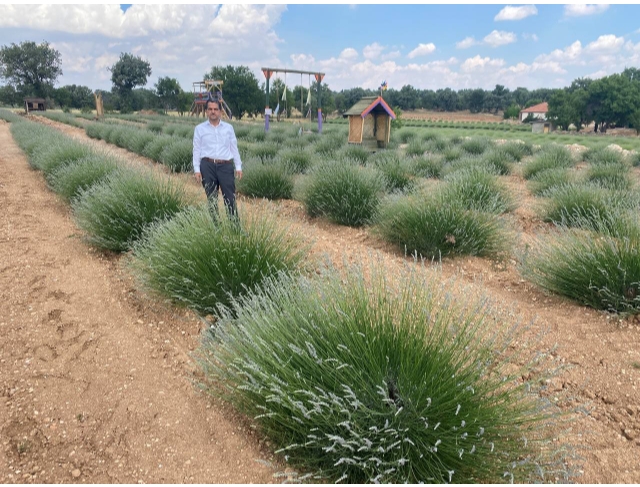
[
  {"x1": 190, "y1": 80, "x2": 232, "y2": 119},
  {"x1": 261, "y1": 67, "x2": 325, "y2": 133}
]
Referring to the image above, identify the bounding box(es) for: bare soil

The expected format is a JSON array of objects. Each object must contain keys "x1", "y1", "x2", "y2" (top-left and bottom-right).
[{"x1": 2, "y1": 114, "x2": 640, "y2": 483}]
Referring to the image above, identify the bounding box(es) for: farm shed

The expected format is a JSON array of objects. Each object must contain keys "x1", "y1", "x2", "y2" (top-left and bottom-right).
[
  {"x1": 24, "y1": 97, "x2": 46, "y2": 112},
  {"x1": 531, "y1": 120, "x2": 555, "y2": 133},
  {"x1": 343, "y1": 96, "x2": 396, "y2": 149},
  {"x1": 519, "y1": 102, "x2": 548, "y2": 122}
]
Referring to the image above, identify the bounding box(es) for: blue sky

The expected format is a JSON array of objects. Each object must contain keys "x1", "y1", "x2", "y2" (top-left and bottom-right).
[{"x1": 0, "y1": 4, "x2": 639, "y2": 94}]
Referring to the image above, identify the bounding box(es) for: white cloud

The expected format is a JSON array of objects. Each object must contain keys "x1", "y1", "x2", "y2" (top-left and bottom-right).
[
  {"x1": 460, "y1": 55, "x2": 505, "y2": 72},
  {"x1": 483, "y1": 30, "x2": 517, "y2": 47},
  {"x1": 363, "y1": 42, "x2": 385, "y2": 60},
  {"x1": 407, "y1": 43, "x2": 436, "y2": 59},
  {"x1": 585, "y1": 34, "x2": 624, "y2": 53},
  {"x1": 456, "y1": 37, "x2": 478, "y2": 49},
  {"x1": 564, "y1": 4, "x2": 610, "y2": 17},
  {"x1": 339, "y1": 48, "x2": 359, "y2": 61},
  {"x1": 495, "y1": 5, "x2": 537, "y2": 21},
  {"x1": 522, "y1": 33, "x2": 539, "y2": 42},
  {"x1": 535, "y1": 41, "x2": 583, "y2": 64}
]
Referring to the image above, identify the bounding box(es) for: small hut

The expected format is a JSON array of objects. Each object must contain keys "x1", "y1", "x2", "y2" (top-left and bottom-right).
[
  {"x1": 343, "y1": 96, "x2": 396, "y2": 149},
  {"x1": 24, "y1": 97, "x2": 46, "y2": 113}
]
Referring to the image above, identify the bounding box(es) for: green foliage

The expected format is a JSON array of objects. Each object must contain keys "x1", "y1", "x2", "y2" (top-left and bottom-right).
[
  {"x1": 248, "y1": 142, "x2": 280, "y2": 162},
  {"x1": 500, "y1": 141, "x2": 533, "y2": 162},
  {"x1": 409, "y1": 155, "x2": 443, "y2": 179},
  {"x1": 204, "y1": 65, "x2": 264, "y2": 118},
  {"x1": 277, "y1": 148, "x2": 314, "y2": 174},
  {"x1": 301, "y1": 161, "x2": 385, "y2": 227},
  {"x1": 540, "y1": 184, "x2": 639, "y2": 231},
  {"x1": 528, "y1": 168, "x2": 573, "y2": 196},
  {"x1": 160, "y1": 138, "x2": 193, "y2": 173},
  {"x1": 370, "y1": 152, "x2": 415, "y2": 193},
  {"x1": 109, "y1": 52, "x2": 152, "y2": 96},
  {"x1": 237, "y1": 160, "x2": 294, "y2": 200},
  {"x1": 0, "y1": 41, "x2": 62, "y2": 98},
  {"x1": 480, "y1": 148, "x2": 513, "y2": 175},
  {"x1": 584, "y1": 163, "x2": 632, "y2": 191},
  {"x1": 523, "y1": 229, "x2": 640, "y2": 313},
  {"x1": 461, "y1": 137, "x2": 493, "y2": 156},
  {"x1": 10, "y1": 119, "x2": 55, "y2": 161},
  {"x1": 630, "y1": 152, "x2": 640, "y2": 167},
  {"x1": 340, "y1": 144, "x2": 370, "y2": 165},
  {"x1": 147, "y1": 121, "x2": 164, "y2": 133},
  {"x1": 48, "y1": 154, "x2": 120, "y2": 202},
  {"x1": 405, "y1": 139, "x2": 426, "y2": 157},
  {"x1": 522, "y1": 145, "x2": 574, "y2": 179},
  {"x1": 503, "y1": 104, "x2": 521, "y2": 120},
  {"x1": 313, "y1": 135, "x2": 344, "y2": 157},
  {"x1": 0, "y1": 108, "x2": 21, "y2": 123},
  {"x1": 441, "y1": 168, "x2": 516, "y2": 214},
  {"x1": 130, "y1": 203, "x2": 307, "y2": 316},
  {"x1": 582, "y1": 146, "x2": 624, "y2": 166},
  {"x1": 123, "y1": 130, "x2": 155, "y2": 154},
  {"x1": 395, "y1": 127, "x2": 418, "y2": 143},
  {"x1": 442, "y1": 146, "x2": 463, "y2": 162},
  {"x1": 32, "y1": 138, "x2": 93, "y2": 180},
  {"x1": 374, "y1": 195, "x2": 509, "y2": 259},
  {"x1": 155, "y1": 76, "x2": 182, "y2": 112},
  {"x1": 142, "y1": 134, "x2": 176, "y2": 162},
  {"x1": 72, "y1": 168, "x2": 192, "y2": 252},
  {"x1": 197, "y1": 266, "x2": 562, "y2": 483}
]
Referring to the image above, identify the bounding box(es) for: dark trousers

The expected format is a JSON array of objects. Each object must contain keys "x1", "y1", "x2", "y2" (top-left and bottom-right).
[{"x1": 201, "y1": 160, "x2": 236, "y2": 216}]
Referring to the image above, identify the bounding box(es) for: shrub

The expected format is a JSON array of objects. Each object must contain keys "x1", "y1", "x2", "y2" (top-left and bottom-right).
[
  {"x1": 405, "y1": 139, "x2": 426, "y2": 157},
  {"x1": 48, "y1": 154, "x2": 120, "y2": 202},
  {"x1": 278, "y1": 148, "x2": 313, "y2": 174},
  {"x1": 10, "y1": 120, "x2": 57, "y2": 162},
  {"x1": 461, "y1": 137, "x2": 492, "y2": 156},
  {"x1": 249, "y1": 142, "x2": 280, "y2": 162},
  {"x1": 160, "y1": 138, "x2": 193, "y2": 173},
  {"x1": 313, "y1": 135, "x2": 344, "y2": 157},
  {"x1": 528, "y1": 168, "x2": 573, "y2": 196},
  {"x1": 147, "y1": 121, "x2": 163, "y2": 133},
  {"x1": 72, "y1": 168, "x2": 192, "y2": 252},
  {"x1": 440, "y1": 169, "x2": 516, "y2": 214},
  {"x1": 142, "y1": 135, "x2": 175, "y2": 162},
  {"x1": 500, "y1": 141, "x2": 533, "y2": 162},
  {"x1": 522, "y1": 145, "x2": 574, "y2": 179},
  {"x1": 301, "y1": 161, "x2": 385, "y2": 227},
  {"x1": 32, "y1": 138, "x2": 94, "y2": 180},
  {"x1": 340, "y1": 144, "x2": 370, "y2": 165},
  {"x1": 582, "y1": 146, "x2": 624, "y2": 166},
  {"x1": 421, "y1": 131, "x2": 440, "y2": 142},
  {"x1": 122, "y1": 130, "x2": 155, "y2": 154},
  {"x1": 541, "y1": 184, "x2": 639, "y2": 230},
  {"x1": 396, "y1": 127, "x2": 418, "y2": 143},
  {"x1": 629, "y1": 152, "x2": 640, "y2": 167},
  {"x1": 480, "y1": 148, "x2": 513, "y2": 175},
  {"x1": 409, "y1": 155, "x2": 443, "y2": 179},
  {"x1": 130, "y1": 203, "x2": 307, "y2": 316},
  {"x1": 442, "y1": 146, "x2": 463, "y2": 162},
  {"x1": 0, "y1": 108, "x2": 22, "y2": 123},
  {"x1": 370, "y1": 152, "x2": 415, "y2": 193},
  {"x1": 237, "y1": 160, "x2": 294, "y2": 200},
  {"x1": 374, "y1": 195, "x2": 509, "y2": 259},
  {"x1": 584, "y1": 163, "x2": 632, "y2": 191},
  {"x1": 522, "y1": 229, "x2": 640, "y2": 313},
  {"x1": 197, "y1": 266, "x2": 561, "y2": 482}
]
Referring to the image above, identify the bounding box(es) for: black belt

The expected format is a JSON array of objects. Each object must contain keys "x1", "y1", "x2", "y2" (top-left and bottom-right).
[{"x1": 202, "y1": 157, "x2": 232, "y2": 164}]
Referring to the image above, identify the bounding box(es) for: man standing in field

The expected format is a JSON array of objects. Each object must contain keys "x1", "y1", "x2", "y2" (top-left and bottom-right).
[{"x1": 192, "y1": 99, "x2": 243, "y2": 216}]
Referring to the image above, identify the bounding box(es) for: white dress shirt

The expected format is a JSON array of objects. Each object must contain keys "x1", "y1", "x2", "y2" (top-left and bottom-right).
[{"x1": 192, "y1": 120, "x2": 242, "y2": 173}]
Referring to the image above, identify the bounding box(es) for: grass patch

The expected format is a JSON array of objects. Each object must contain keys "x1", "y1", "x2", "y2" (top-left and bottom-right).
[
  {"x1": 522, "y1": 228, "x2": 640, "y2": 313},
  {"x1": 237, "y1": 160, "x2": 294, "y2": 200},
  {"x1": 72, "y1": 168, "x2": 193, "y2": 252},
  {"x1": 374, "y1": 195, "x2": 509, "y2": 259},
  {"x1": 301, "y1": 161, "x2": 384, "y2": 227},
  {"x1": 461, "y1": 137, "x2": 492, "y2": 156},
  {"x1": 160, "y1": 138, "x2": 193, "y2": 173},
  {"x1": 409, "y1": 155, "x2": 443, "y2": 179},
  {"x1": 48, "y1": 154, "x2": 121, "y2": 202},
  {"x1": 528, "y1": 168, "x2": 573, "y2": 196},
  {"x1": 130, "y1": 203, "x2": 307, "y2": 316},
  {"x1": 583, "y1": 163, "x2": 632, "y2": 191},
  {"x1": 277, "y1": 148, "x2": 314, "y2": 174},
  {"x1": 405, "y1": 139, "x2": 427, "y2": 157},
  {"x1": 522, "y1": 145, "x2": 574, "y2": 180},
  {"x1": 370, "y1": 152, "x2": 415, "y2": 193},
  {"x1": 441, "y1": 168, "x2": 516, "y2": 214},
  {"x1": 197, "y1": 266, "x2": 563, "y2": 482}
]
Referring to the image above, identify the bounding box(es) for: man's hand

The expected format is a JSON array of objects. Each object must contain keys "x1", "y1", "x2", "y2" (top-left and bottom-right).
[
  {"x1": 236, "y1": 170, "x2": 243, "y2": 180},
  {"x1": 194, "y1": 172, "x2": 202, "y2": 183}
]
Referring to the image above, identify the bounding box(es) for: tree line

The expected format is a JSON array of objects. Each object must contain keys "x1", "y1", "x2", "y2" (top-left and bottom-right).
[{"x1": 1, "y1": 40, "x2": 639, "y2": 132}]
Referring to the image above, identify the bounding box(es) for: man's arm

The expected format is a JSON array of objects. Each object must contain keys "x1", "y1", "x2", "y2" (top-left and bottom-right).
[
  {"x1": 192, "y1": 125, "x2": 202, "y2": 182},
  {"x1": 228, "y1": 125, "x2": 243, "y2": 179}
]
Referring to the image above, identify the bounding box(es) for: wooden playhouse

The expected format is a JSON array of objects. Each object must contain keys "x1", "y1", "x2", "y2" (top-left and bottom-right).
[{"x1": 344, "y1": 96, "x2": 396, "y2": 149}]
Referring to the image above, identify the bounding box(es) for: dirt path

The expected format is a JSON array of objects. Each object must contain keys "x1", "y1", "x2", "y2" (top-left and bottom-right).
[
  {"x1": 3, "y1": 115, "x2": 640, "y2": 483},
  {"x1": 0, "y1": 121, "x2": 275, "y2": 483}
]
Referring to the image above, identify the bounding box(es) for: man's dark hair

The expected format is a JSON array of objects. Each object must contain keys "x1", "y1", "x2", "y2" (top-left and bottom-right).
[{"x1": 206, "y1": 99, "x2": 222, "y2": 110}]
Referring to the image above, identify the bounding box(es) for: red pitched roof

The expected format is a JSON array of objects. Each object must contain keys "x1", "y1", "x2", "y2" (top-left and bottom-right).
[
  {"x1": 520, "y1": 102, "x2": 548, "y2": 113},
  {"x1": 361, "y1": 96, "x2": 396, "y2": 119}
]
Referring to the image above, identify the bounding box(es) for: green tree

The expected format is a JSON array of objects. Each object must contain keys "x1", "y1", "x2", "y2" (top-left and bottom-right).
[
  {"x1": 203, "y1": 65, "x2": 263, "y2": 118},
  {"x1": 434, "y1": 88, "x2": 459, "y2": 111},
  {"x1": 53, "y1": 86, "x2": 73, "y2": 109},
  {"x1": 176, "y1": 91, "x2": 193, "y2": 116},
  {"x1": 547, "y1": 89, "x2": 578, "y2": 130},
  {"x1": 155, "y1": 76, "x2": 182, "y2": 113},
  {"x1": 0, "y1": 41, "x2": 62, "y2": 98},
  {"x1": 629, "y1": 110, "x2": 640, "y2": 136},
  {"x1": 0, "y1": 84, "x2": 21, "y2": 107},
  {"x1": 468, "y1": 88, "x2": 485, "y2": 113},
  {"x1": 62, "y1": 84, "x2": 94, "y2": 109},
  {"x1": 109, "y1": 52, "x2": 152, "y2": 112},
  {"x1": 503, "y1": 103, "x2": 520, "y2": 120}
]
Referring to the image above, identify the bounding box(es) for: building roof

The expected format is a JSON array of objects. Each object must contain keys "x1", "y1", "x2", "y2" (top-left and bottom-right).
[
  {"x1": 343, "y1": 96, "x2": 396, "y2": 119},
  {"x1": 23, "y1": 97, "x2": 46, "y2": 102},
  {"x1": 520, "y1": 102, "x2": 548, "y2": 113}
]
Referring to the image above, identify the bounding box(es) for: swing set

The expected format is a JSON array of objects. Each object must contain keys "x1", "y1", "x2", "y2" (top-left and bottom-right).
[{"x1": 261, "y1": 67, "x2": 325, "y2": 133}]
